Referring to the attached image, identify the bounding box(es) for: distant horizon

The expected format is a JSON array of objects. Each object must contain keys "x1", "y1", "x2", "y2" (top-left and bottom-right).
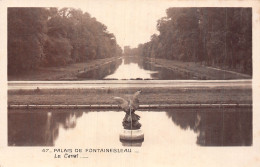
[{"x1": 79, "y1": 1, "x2": 175, "y2": 49}]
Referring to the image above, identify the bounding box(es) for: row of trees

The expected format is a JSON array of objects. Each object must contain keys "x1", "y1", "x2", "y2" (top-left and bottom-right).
[
  {"x1": 127, "y1": 8, "x2": 252, "y2": 75},
  {"x1": 8, "y1": 7, "x2": 122, "y2": 74}
]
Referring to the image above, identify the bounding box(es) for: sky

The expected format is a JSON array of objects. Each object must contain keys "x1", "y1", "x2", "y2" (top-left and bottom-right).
[{"x1": 80, "y1": 1, "x2": 177, "y2": 49}]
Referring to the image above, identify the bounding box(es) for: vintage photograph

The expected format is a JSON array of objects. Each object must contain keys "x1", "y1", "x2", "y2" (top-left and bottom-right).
[{"x1": 3, "y1": 0, "x2": 259, "y2": 166}]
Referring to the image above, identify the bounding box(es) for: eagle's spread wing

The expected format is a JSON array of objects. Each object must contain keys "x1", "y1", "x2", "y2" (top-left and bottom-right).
[
  {"x1": 113, "y1": 97, "x2": 129, "y2": 111},
  {"x1": 130, "y1": 90, "x2": 141, "y2": 110}
]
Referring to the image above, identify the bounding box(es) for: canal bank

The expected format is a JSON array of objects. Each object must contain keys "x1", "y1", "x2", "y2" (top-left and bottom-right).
[
  {"x1": 145, "y1": 57, "x2": 252, "y2": 80},
  {"x1": 8, "y1": 56, "x2": 122, "y2": 81},
  {"x1": 8, "y1": 56, "x2": 252, "y2": 81},
  {"x1": 8, "y1": 84, "x2": 252, "y2": 106}
]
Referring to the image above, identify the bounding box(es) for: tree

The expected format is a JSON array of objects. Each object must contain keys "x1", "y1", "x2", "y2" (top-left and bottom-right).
[
  {"x1": 8, "y1": 7, "x2": 49, "y2": 74},
  {"x1": 130, "y1": 8, "x2": 252, "y2": 75},
  {"x1": 8, "y1": 7, "x2": 123, "y2": 74}
]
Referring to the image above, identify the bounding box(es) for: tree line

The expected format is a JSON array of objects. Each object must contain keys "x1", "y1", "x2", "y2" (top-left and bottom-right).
[
  {"x1": 126, "y1": 8, "x2": 252, "y2": 75},
  {"x1": 8, "y1": 7, "x2": 122, "y2": 74}
]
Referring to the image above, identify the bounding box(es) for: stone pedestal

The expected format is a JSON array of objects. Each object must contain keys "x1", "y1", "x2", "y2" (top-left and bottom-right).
[
  {"x1": 119, "y1": 129, "x2": 144, "y2": 141},
  {"x1": 120, "y1": 140, "x2": 143, "y2": 147}
]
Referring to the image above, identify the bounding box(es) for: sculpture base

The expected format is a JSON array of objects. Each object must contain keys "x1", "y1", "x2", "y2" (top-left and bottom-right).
[
  {"x1": 120, "y1": 139, "x2": 143, "y2": 147},
  {"x1": 119, "y1": 129, "x2": 144, "y2": 141}
]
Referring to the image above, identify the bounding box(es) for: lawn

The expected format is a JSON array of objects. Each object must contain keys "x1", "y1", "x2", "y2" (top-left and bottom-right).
[{"x1": 8, "y1": 87, "x2": 252, "y2": 105}]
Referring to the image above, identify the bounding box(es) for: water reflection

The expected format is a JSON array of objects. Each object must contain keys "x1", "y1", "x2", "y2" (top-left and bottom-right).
[
  {"x1": 76, "y1": 56, "x2": 195, "y2": 80},
  {"x1": 166, "y1": 108, "x2": 252, "y2": 146},
  {"x1": 8, "y1": 108, "x2": 252, "y2": 147},
  {"x1": 8, "y1": 110, "x2": 84, "y2": 146},
  {"x1": 105, "y1": 59, "x2": 157, "y2": 80},
  {"x1": 77, "y1": 59, "x2": 122, "y2": 79}
]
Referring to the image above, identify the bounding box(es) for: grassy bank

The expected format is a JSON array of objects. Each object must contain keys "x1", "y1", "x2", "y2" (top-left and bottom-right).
[
  {"x1": 8, "y1": 87, "x2": 252, "y2": 105},
  {"x1": 8, "y1": 57, "x2": 121, "y2": 81},
  {"x1": 8, "y1": 56, "x2": 252, "y2": 81},
  {"x1": 146, "y1": 58, "x2": 251, "y2": 80}
]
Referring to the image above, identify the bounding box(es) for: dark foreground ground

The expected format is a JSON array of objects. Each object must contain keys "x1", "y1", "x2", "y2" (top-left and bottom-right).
[{"x1": 8, "y1": 87, "x2": 252, "y2": 105}]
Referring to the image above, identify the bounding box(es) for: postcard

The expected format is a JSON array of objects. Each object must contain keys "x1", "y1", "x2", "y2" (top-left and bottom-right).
[{"x1": 1, "y1": 0, "x2": 260, "y2": 167}]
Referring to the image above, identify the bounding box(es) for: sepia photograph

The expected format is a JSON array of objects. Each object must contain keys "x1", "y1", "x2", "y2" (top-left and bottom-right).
[{"x1": 1, "y1": 0, "x2": 260, "y2": 167}]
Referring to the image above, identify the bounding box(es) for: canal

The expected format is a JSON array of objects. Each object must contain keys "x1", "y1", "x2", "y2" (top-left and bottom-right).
[
  {"x1": 8, "y1": 107, "x2": 252, "y2": 147},
  {"x1": 77, "y1": 56, "x2": 195, "y2": 80}
]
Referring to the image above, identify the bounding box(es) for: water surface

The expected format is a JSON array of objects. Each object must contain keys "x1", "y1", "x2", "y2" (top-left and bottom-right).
[
  {"x1": 8, "y1": 108, "x2": 252, "y2": 147},
  {"x1": 77, "y1": 56, "x2": 196, "y2": 80}
]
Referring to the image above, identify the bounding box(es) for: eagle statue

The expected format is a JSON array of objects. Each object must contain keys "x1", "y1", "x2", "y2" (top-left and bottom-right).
[{"x1": 113, "y1": 90, "x2": 142, "y2": 130}]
